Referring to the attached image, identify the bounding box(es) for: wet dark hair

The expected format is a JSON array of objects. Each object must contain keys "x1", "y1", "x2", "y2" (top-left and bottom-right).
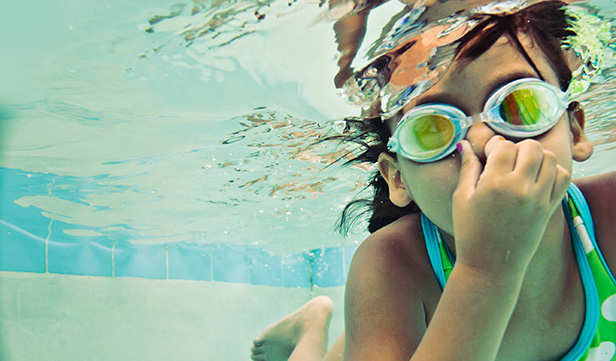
[{"x1": 333, "y1": 1, "x2": 576, "y2": 234}]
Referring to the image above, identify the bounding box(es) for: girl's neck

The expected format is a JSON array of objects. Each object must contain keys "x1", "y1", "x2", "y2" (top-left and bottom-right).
[
  {"x1": 517, "y1": 209, "x2": 577, "y2": 302},
  {"x1": 440, "y1": 208, "x2": 584, "y2": 358}
]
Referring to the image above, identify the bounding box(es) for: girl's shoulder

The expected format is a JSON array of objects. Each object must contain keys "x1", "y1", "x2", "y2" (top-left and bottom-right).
[
  {"x1": 574, "y1": 171, "x2": 616, "y2": 267},
  {"x1": 343, "y1": 213, "x2": 442, "y2": 359},
  {"x1": 350, "y1": 213, "x2": 429, "y2": 277},
  {"x1": 346, "y1": 212, "x2": 441, "y2": 305}
]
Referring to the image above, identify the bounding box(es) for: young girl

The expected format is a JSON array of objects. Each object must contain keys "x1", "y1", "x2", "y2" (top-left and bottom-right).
[{"x1": 251, "y1": 1, "x2": 616, "y2": 360}]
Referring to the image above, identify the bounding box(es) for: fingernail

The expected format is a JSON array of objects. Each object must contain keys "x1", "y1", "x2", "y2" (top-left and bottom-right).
[
  {"x1": 484, "y1": 136, "x2": 505, "y2": 158},
  {"x1": 456, "y1": 142, "x2": 463, "y2": 154},
  {"x1": 486, "y1": 136, "x2": 505, "y2": 148}
]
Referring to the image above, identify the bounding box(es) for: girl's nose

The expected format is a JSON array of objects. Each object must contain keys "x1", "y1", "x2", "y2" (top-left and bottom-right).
[{"x1": 464, "y1": 122, "x2": 498, "y2": 164}]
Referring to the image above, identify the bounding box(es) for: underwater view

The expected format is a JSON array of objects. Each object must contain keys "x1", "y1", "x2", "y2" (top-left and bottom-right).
[
  {"x1": 0, "y1": 0, "x2": 370, "y2": 255},
  {"x1": 2, "y1": 0, "x2": 616, "y2": 253},
  {"x1": 1, "y1": 0, "x2": 616, "y2": 360}
]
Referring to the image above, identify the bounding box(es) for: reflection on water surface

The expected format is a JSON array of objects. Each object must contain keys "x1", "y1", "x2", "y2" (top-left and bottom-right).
[{"x1": 0, "y1": 0, "x2": 614, "y2": 252}]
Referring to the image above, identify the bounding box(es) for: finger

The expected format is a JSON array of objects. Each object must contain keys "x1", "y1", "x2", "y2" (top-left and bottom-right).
[
  {"x1": 535, "y1": 150, "x2": 557, "y2": 192},
  {"x1": 483, "y1": 136, "x2": 517, "y2": 174},
  {"x1": 534, "y1": 151, "x2": 570, "y2": 207},
  {"x1": 513, "y1": 140, "x2": 544, "y2": 181},
  {"x1": 483, "y1": 136, "x2": 505, "y2": 158},
  {"x1": 550, "y1": 164, "x2": 571, "y2": 205},
  {"x1": 537, "y1": 150, "x2": 556, "y2": 184},
  {"x1": 456, "y1": 140, "x2": 483, "y2": 196}
]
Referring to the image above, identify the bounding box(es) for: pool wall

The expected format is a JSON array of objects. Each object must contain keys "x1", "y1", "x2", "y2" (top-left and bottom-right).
[{"x1": 0, "y1": 191, "x2": 353, "y2": 360}]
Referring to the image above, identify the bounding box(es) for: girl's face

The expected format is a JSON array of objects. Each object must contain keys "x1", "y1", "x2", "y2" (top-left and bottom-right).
[{"x1": 380, "y1": 33, "x2": 592, "y2": 237}]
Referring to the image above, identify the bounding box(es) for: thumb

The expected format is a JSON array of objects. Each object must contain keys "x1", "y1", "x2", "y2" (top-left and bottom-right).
[{"x1": 456, "y1": 140, "x2": 482, "y2": 196}]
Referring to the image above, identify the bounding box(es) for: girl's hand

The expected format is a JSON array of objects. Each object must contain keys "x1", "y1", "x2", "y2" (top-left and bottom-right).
[{"x1": 452, "y1": 137, "x2": 570, "y2": 279}]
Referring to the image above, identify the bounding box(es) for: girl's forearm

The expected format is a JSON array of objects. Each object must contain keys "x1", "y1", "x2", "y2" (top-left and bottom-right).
[{"x1": 410, "y1": 263, "x2": 524, "y2": 361}]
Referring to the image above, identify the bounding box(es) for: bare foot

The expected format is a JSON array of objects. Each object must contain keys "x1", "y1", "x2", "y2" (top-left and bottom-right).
[{"x1": 250, "y1": 295, "x2": 334, "y2": 361}]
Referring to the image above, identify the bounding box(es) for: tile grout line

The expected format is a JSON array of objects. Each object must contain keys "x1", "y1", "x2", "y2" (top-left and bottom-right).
[
  {"x1": 45, "y1": 177, "x2": 54, "y2": 274},
  {"x1": 0, "y1": 225, "x2": 353, "y2": 287},
  {"x1": 0, "y1": 219, "x2": 49, "y2": 274},
  {"x1": 210, "y1": 246, "x2": 214, "y2": 282},
  {"x1": 111, "y1": 242, "x2": 115, "y2": 277},
  {"x1": 247, "y1": 248, "x2": 251, "y2": 284},
  {"x1": 280, "y1": 256, "x2": 284, "y2": 287},
  {"x1": 165, "y1": 244, "x2": 169, "y2": 280},
  {"x1": 308, "y1": 249, "x2": 315, "y2": 295},
  {"x1": 45, "y1": 219, "x2": 52, "y2": 273}
]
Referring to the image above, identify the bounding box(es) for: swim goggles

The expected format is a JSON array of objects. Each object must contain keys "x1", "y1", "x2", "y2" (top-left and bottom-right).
[{"x1": 386, "y1": 78, "x2": 570, "y2": 163}]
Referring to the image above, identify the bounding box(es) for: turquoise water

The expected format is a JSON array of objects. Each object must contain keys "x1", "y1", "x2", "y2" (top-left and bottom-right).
[
  {"x1": 0, "y1": 2, "x2": 358, "y2": 359},
  {"x1": 0, "y1": 0, "x2": 369, "y2": 257},
  {"x1": 1, "y1": 0, "x2": 615, "y2": 275},
  {"x1": 1, "y1": 0, "x2": 615, "y2": 282}
]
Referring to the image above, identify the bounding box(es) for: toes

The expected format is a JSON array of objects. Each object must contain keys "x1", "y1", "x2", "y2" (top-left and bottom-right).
[
  {"x1": 250, "y1": 353, "x2": 266, "y2": 361},
  {"x1": 250, "y1": 347, "x2": 265, "y2": 355},
  {"x1": 250, "y1": 340, "x2": 267, "y2": 359}
]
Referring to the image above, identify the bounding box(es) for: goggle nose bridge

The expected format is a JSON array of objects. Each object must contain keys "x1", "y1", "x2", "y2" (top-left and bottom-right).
[{"x1": 457, "y1": 111, "x2": 495, "y2": 129}]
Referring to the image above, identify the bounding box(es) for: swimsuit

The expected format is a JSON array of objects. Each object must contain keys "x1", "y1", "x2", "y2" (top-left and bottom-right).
[{"x1": 421, "y1": 184, "x2": 616, "y2": 360}]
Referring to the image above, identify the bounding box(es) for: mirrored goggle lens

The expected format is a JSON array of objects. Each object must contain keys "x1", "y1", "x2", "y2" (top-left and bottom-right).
[
  {"x1": 400, "y1": 114, "x2": 456, "y2": 157},
  {"x1": 498, "y1": 86, "x2": 557, "y2": 130}
]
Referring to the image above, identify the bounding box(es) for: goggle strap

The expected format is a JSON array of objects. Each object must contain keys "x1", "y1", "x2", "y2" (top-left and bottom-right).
[{"x1": 386, "y1": 137, "x2": 399, "y2": 153}]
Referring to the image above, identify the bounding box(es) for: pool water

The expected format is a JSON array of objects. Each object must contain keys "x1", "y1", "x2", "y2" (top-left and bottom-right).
[
  {"x1": 0, "y1": 0, "x2": 367, "y2": 253},
  {"x1": 0, "y1": 0, "x2": 615, "y2": 360}
]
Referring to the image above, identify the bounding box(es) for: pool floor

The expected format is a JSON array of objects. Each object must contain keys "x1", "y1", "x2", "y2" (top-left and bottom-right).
[{"x1": 0, "y1": 272, "x2": 345, "y2": 361}]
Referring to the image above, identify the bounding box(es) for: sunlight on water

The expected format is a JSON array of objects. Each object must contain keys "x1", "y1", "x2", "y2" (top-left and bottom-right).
[{"x1": 0, "y1": 0, "x2": 615, "y2": 252}]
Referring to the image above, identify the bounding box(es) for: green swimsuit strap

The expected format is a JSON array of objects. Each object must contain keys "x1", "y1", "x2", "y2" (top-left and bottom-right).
[
  {"x1": 421, "y1": 184, "x2": 614, "y2": 360},
  {"x1": 421, "y1": 184, "x2": 602, "y2": 286},
  {"x1": 420, "y1": 213, "x2": 452, "y2": 289}
]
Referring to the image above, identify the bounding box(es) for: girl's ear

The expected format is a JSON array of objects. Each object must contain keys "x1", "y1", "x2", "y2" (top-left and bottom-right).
[
  {"x1": 378, "y1": 153, "x2": 413, "y2": 207},
  {"x1": 568, "y1": 102, "x2": 593, "y2": 162}
]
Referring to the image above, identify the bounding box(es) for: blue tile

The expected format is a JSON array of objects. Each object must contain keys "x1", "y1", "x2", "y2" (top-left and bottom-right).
[
  {"x1": 212, "y1": 243, "x2": 250, "y2": 284},
  {"x1": 311, "y1": 247, "x2": 345, "y2": 288},
  {"x1": 0, "y1": 220, "x2": 46, "y2": 273},
  {"x1": 48, "y1": 237, "x2": 113, "y2": 277},
  {"x1": 248, "y1": 247, "x2": 282, "y2": 286},
  {"x1": 281, "y1": 252, "x2": 311, "y2": 288},
  {"x1": 114, "y1": 242, "x2": 166, "y2": 279},
  {"x1": 168, "y1": 242, "x2": 212, "y2": 281}
]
